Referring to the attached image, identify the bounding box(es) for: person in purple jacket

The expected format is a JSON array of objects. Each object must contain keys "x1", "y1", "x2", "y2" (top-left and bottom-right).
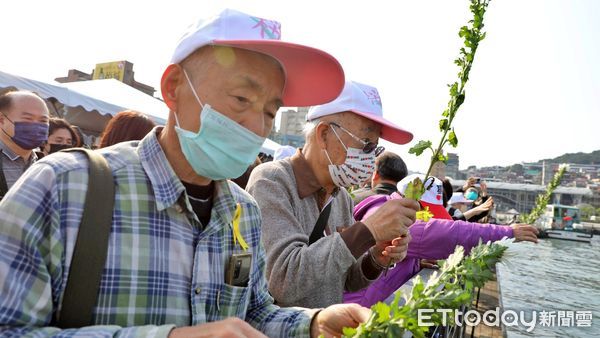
[{"x1": 344, "y1": 174, "x2": 539, "y2": 307}]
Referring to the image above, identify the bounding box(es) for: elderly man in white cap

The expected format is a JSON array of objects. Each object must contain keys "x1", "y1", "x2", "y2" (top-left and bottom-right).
[
  {"x1": 247, "y1": 80, "x2": 420, "y2": 308},
  {"x1": 0, "y1": 9, "x2": 371, "y2": 338}
]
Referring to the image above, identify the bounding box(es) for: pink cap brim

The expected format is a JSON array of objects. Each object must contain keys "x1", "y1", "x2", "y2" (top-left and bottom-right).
[
  {"x1": 214, "y1": 39, "x2": 345, "y2": 107},
  {"x1": 348, "y1": 109, "x2": 413, "y2": 145},
  {"x1": 421, "y1": 201, "x2": 453, "y2": 220}
]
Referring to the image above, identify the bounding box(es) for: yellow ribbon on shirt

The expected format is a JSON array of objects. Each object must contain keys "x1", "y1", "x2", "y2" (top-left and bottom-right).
[{"x1": 232, "y1": 203, "x2": 249, "y2": 251}]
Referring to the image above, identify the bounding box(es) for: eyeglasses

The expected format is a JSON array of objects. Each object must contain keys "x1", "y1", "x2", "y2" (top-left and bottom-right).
[{"x1": 329, "y1": 122, "x2": 384, "y2": 156}]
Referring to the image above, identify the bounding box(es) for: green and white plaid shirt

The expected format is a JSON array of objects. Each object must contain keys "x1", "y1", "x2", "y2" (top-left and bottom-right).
[{"x1": 0, "y1": 128, "x2": 315, "y2": 337}]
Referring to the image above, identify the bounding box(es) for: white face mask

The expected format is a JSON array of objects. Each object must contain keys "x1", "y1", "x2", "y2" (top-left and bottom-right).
[{"x1": 324, "y1": 125, "x2": 376, "y2": 188}]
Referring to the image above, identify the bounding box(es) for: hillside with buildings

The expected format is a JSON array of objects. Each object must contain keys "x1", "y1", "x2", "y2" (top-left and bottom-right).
[{"x1": 447, "y1": 150, "x2": 600, "y2": 215}]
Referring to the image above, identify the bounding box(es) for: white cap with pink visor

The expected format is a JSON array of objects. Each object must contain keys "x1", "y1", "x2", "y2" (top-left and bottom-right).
[
  {"x1": 397, "y1": 174, "x2": 453, "y2": 220},
  {"x1": 170, "y1": 8, "x2": 345, "y2": 107},
  {"x1": 306, "y1": 80, "x2": 413, "y2": 144}
]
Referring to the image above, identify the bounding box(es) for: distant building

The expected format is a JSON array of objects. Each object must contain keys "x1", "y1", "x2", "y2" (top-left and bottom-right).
[
  {"x1": 56, "y1": 61, "x2": 155, "y2": 96},
  {"x1": 446, "y1": 153, "x2": 460, "y2": 179},
  {"x1": 276, "y1": 106, "x2": 308, "y2": 148},
  {"x1": 279, "y1": 107, "x2": 308, "y2": 136}
]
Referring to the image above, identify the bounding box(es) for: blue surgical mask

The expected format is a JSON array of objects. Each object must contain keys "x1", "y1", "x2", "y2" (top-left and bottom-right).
[
  {"x1": 174, "y1": 70, "x2": 265, "y2": 180},
  {"x1": 1, "y1": 112, "x2": 48, "y2": 150},
  {"x1": 465, "y1": 190, "x2": 479, "y2": 201}
]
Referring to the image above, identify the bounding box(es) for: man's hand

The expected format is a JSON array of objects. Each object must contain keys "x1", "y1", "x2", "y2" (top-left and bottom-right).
[
  {"x1": 311, "y1": 303, "x2": 371, "y2": 338},
  {"x1": 511, "y1": 224, "x2": 539, "y2": 243},
  {"x1": 363, "y1": 199, "x2": 419, "y2": 242},
  {"x1": 169, "y1": 318, "x2": 267, "y2": 338},
  {"x1": 372, "y1": 234, "x2": 412, "y2": 266}
]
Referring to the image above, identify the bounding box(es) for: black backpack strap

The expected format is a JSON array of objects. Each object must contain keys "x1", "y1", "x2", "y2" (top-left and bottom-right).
[
  {"x1": 308, "y1": 202, "x2": 332, "y2": 245},
  {"x1": 56, "y1": 148, "x2": 115, "y2": 328}
]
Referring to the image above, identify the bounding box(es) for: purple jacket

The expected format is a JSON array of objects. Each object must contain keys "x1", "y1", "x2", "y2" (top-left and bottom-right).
[{"x1": 343, "y1": 194, "x2": 513, "y2": 307}]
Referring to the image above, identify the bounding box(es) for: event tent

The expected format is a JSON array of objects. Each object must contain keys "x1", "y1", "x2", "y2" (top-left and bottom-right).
[
  {"x1": 60, "y1": 79, "x2": 168, "y2": 124},
  {"x1": 0, "y1": 70, "x2": 167, "y2": 134}
]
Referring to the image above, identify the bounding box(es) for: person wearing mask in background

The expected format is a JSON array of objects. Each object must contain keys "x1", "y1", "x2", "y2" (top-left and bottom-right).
[
  {"x1": 38, "y1": 118, "x2": 78, "y2": 158},
  {"x1": 0, "y1": 9, "x2": 371, "y2": 337},
  {"x1": 0, "y1": 90, "x2": 49, "y2": 200},
  {"x1": 448, "y1": 191, "x2": 473, "y2": 220},
  {"x1": 344, "y1": 174, "x2": 539, "y2": 307},
  {"x1": 352, "y1": 151, "x2": 408, "y2": 204},
  {"x1": 247, "y1": 80, "x2": 419, "y2": 309},
  {"x1": 460, "y1": 177, "x2": 494, "y2": 223},
  {"x1": 99, "y1": 110, "x2": 157, "y2": 148},
  {"x1": 447, "y1": 191, "x2": 492, "y2": 221}
]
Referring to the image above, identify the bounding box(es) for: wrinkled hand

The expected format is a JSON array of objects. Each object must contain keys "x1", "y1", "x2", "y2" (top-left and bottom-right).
[
  {"x1": 169, "y1": 318, "x2": 267, "y2": 338},
  {"x1": 311, "y1": 303, "x2": 371, "y2": 338},
  {"x1": 373, "y1": 234, "x2": 412, "y2": 266},
  {"x1": 511, "y1": 224, "x2": 539, "y2": 243},
  {"x1": 363, "y1": 199, "x2": 419, "y2": 242}
]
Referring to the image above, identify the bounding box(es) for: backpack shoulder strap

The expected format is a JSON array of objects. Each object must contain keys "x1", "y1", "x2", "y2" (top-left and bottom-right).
[
  {"x1": 56, "y1": 148, "x2": 115, "y2": 328},
  {"x1": 308, "y1": 202, "x2": 332, "y2": 245}
]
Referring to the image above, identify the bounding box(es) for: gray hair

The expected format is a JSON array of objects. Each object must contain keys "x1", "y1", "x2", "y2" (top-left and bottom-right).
[{"x1": 302, "y1": 118, "x2": 322, "y2": 138}]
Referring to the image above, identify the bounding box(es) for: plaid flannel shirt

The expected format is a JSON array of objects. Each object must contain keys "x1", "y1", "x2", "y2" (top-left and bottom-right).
[{"x1": 0, "y1": 128, "x2": 315, "y2": 337}]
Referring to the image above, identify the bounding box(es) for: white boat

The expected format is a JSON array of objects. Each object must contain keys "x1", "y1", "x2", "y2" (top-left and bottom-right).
[
  {"x1": 544, "y1": 229, "x2": 593, "y2": 243},
  {"x1": 537, "y1": 205, "x2": 594, "y2": 243}
]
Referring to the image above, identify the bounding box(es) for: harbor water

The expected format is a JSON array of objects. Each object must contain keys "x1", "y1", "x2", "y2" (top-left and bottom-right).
[{"x1": 497, "y1": 236, "x2": 600, "y2": 337}]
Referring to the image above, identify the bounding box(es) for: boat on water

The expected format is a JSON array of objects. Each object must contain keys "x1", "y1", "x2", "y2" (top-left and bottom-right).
[
  {"x1": 537, "y1": 204, "x2": 594, "y2": 243},
  {"x1": 543, "y1": 229, "x2": 593, "y2": 243}
]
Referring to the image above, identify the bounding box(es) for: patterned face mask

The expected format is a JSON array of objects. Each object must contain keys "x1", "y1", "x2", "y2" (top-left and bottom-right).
[{"x1": 324, "y1": 124, "x2": 375, "y2": 188}]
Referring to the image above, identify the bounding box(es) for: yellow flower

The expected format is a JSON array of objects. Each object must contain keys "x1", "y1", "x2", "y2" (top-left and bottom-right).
[{"x1": 416, "y1": 206, "x2": 434, "y2": 222}]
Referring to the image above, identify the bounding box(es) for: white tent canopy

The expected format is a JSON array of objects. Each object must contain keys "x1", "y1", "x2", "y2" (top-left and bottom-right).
[
  {"x1": 0, "y1": 70, "x2": 168, "y2": 135},
  {"x1": 0, "y1": 70, "x2": 124, "y2": 116},
  {"x1": 60, "y1": 79, "x2": 168, "y2": 124}
]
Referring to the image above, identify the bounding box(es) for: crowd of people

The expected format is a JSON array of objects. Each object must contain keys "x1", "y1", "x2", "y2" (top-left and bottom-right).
[{"x1": 0, "y1": 8, "x2": 539, "y2": 338}]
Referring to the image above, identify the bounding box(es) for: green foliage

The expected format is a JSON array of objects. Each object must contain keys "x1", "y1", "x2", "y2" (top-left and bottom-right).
[
  {"x1": 520, "y1": 166, "x2": 567, "y2": 224},
  {"x1": 578, "y1": 204, "x2": 596, "y2": 220},
  {"x1": 343, "y1": 240, "x2": 510, "y2": 338},
  {"x1": 408, "y1": 140, "x2": 433, "y2": 156},
  {"x1": 448, "y1": 130, "x2": 458, "y2": 147},
  {"x1": 404, "y1": 177, "x2": 424, "y2": 201},
  {"x1": 540, "y1": 150, "x2": 600, "y2": 165},
  {"x1": 409, "y1": 0, "x2": 491, "y2": 193}
]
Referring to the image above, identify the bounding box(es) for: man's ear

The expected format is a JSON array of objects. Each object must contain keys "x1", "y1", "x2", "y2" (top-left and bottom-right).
[
  {"x1": 372, "y1": 169, "x2": 380, "y2": 182},
  {"x1": 161, "y1": 64, "x2": 183, "y2": 112},
  {"x1": 315, "y1": 122, "x2": 329, "y2": 150}
]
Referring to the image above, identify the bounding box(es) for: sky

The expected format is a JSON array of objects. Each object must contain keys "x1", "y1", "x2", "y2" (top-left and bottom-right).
[{"x1": 2, "y1": 0, "x2": 599, "y2": 172}]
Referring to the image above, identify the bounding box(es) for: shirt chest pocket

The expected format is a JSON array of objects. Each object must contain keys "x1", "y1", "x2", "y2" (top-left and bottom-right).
[{"x1": 214, "y1": 284, "x2": 251, "y2": 319}]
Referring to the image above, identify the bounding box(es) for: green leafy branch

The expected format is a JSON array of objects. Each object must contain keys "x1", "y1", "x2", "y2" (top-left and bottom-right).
[
  {"x1": 405, "y1": 0, "x2": 491, "y2": 201},
  {"x1": 520, "y1": 165, "x2": 567, "y2": 224},
  {"x1": 343, "y1": 239, "x2": 511, "y2": 338}
]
